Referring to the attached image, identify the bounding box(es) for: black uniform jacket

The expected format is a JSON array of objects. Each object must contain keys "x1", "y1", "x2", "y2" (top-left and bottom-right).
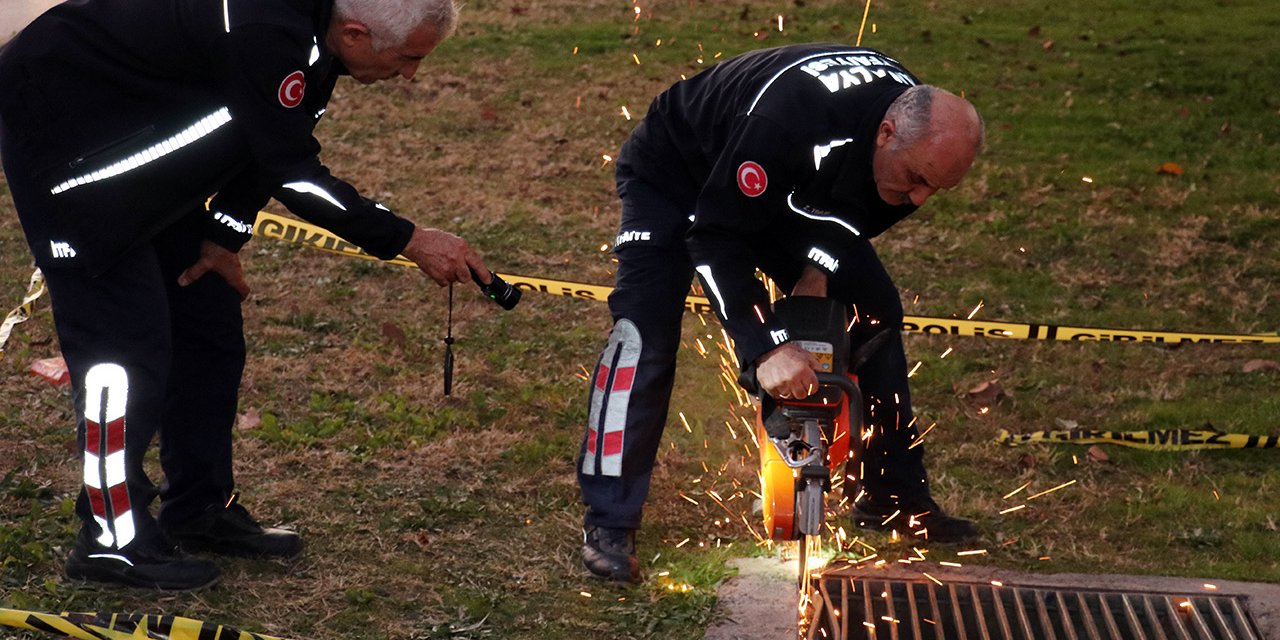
[
  {"x1": 621, "y1": 44, "x2": 921, "y2": 368},
  {"x1": 0, "y1": 0, "x2": 413, "y2": 275}
]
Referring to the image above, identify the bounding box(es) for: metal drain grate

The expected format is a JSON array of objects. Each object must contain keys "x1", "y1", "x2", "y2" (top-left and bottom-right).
[{"x1": 807, "y1": 576, "x2": 1264, "y2": 640}]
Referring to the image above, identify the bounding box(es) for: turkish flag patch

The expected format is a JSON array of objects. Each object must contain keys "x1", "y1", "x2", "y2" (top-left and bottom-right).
[
  {"x1": 278, "y1": 70, "x2": 306, "y2": 108},
  {"x1": 736, "y1": 161, "x2": 767, "y2": 197}
]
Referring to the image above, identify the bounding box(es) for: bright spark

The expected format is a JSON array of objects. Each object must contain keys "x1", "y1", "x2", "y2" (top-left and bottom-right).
[
  {"x1": 966, "y1": 300, "x2": 984, "y2": 319},
  {"x1": 908, "y1": 422, "x2": 936, "y2": 449},
  {"x1": 1002, "y1": 481, "x2": 1032, "y2": 500},
  {"x1": 999, "y1": 504, "x2": 1026, "y2": 515},
  {"x1": 856, "y1": 0, "x2": 873, "y2": 46},
  {"x1": 1025, "y1": 479, "x2": 1077, "y2": 501}
]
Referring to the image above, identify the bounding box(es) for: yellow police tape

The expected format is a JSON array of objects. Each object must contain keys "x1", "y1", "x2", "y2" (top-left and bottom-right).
[
  {"x1": 0, "y1": 607, "x2": 289, "y2": 640},
  {"x1": 3, "y1": 212, "x2": 1279, "y2": 351},
  {"x1": 0, "y1": 268, "x2": 46, "y2": 358},
  {"x1": 996, "y1": 428, "x2": 1280, "y2": 451},
  {"x1": 255, "y1": 210, "x2": 1280, "y2": 344}
]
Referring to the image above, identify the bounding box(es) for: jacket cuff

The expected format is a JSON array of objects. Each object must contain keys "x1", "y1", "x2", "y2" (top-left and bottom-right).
[
  {"x1": 734, "y1": 316, "x2": 793, "y2": 371},
  {"x1": 203, "y1": 208, "x2": 258, "y2": 252}
]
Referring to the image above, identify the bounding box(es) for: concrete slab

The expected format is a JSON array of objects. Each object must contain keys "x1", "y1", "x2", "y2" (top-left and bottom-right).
[{"x1": 704, "y1": 556, "x2": 801, "y2": 640}]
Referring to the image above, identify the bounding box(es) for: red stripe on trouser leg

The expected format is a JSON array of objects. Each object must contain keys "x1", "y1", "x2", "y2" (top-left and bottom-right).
[
  {"x1": 107, "y1": 483, "x2": 133, "y2": 522},
  {"x1": 611, "y1": 366, "x2": 635, "y2": 392},
  {"x1": 86, "y1": 485, "x2": 107, "y2": 519},
  {"x1": 595, "y1": 364, "x2": 610, "y2": 391},
  {"x1": 602, "y1": 430, "x2": 624, "y2": 456},
  {"x1": 586, "y1": 428, "x2": 598, "y2": 454},
  {"x1": 85, "y1": 419, "x2": 100, "y2": 455},
  {"x1": 103, "y1": 417, "x2": 125, "y2": 455}
]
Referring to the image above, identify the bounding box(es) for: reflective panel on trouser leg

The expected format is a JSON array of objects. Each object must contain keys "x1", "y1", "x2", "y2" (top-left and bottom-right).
[
  {"x1": 583, "y1": 319, "x2": 642, "y2": 478},
  {"x1": 83, "y1": 363, "x2": 135, "y2": 549}
]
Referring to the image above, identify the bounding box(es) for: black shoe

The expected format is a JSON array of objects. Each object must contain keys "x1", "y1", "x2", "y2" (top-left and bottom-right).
[
  {"x1": 65, "y1": 529, "x2": 220, "y2": 591},
  {"x1": 852, "y1": 497, "x2": 979, "y2": 545},
  {"x1": 582, "y1": 526, "x2": 641, "y2": 584},
  {"x1": 165, "y1": 494, "x2": 303, "y2": 559}
]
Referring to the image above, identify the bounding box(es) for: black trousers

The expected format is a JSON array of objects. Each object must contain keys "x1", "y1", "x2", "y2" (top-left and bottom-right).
[
  {"x1": 37, "y1": 215, "x2": 245, "y2": 550},
  {"x1": 577, "y1": 160, "x2": 929, "y2": 531}
]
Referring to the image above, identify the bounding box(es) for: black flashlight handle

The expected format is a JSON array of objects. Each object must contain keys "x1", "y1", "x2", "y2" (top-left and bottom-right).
[{"x1": 470, "y1": 269, "x2": 521, "y2": 310}]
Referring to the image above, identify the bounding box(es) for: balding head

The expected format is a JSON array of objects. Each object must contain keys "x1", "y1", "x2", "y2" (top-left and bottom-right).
[{"x1": 871, "y1": 85, "x2": 983, "y2": 207}]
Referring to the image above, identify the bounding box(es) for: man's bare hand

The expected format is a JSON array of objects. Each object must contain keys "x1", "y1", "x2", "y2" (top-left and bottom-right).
[
  {"x1": 401, "y1": 227, "x2": 489, "y2": 286},
  {"x1": 178, "y1": 240, "x2": 250, "y2": 300},
  {"x1": 756, "y1": 342, "x2": 820, "y2": 400}
]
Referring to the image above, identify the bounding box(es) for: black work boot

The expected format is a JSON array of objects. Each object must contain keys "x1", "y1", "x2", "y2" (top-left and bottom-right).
[
  {"x1": 65, "y1": 528, "x2": 221, "y2": 591},
  {"x1": 164, "y1": 494, "x2": 303, "y2": 559},
  {"x1": 852, "y1": 496, "x2": 979, "y2": 545},
  {"x1": 582, "y1": 525, "x2": 641, "y2": 584}
]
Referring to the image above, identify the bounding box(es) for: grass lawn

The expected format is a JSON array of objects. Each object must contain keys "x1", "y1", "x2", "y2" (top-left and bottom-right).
[{"x1": 2, "y1": 0, "x2": 1278, "y2": 638}]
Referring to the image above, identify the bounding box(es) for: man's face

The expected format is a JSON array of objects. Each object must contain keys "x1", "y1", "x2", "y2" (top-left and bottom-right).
[
  {"x1": 871, "y1": 110, "x2": 977, "y2": 207},
  {"x1": 329, "y1": 20, "x2": 442, "y2": 84}
]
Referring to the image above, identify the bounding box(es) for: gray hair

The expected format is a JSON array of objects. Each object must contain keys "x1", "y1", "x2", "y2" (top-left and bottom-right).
[
  {"x1": 333, "y1": 0, "x2": 460, "y2": 50},
  {"x1": 885, "y1": 85, "x2": 937, "y2": 149},
  {"x1": 886, "y1": 84, "x2": 986, "y2": 150}
]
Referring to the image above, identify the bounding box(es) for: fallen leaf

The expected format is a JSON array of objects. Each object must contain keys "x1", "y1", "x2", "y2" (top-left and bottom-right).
[
  {"x1": 1156, "y1": 162, "x2": 1185, "y2": 176},
  {"x1": 381, "y1": 321, "x2": 408, "y2": 348},
  {"x1": 1042, "y1": 39, "x2": 1054, "y2": 50},
  {"x1": 404, "y1": 530, "x2": 431, "y2": 549},
  {"x1": 1019, "y1": 453, "x2": 1036, "y2": 470},
  {"x1": 1242, "y1": 359, "x2": 1280, "y2": 373},
  {"x1": 29, "y1": 357, "x2": 69, "y2": 386},
  {"x1": 966, "y1": 379, "x2": 1007, "y2": 405},
  {"x1": 236, "y1": 408, "x2": 262, "y2": 431},
  {"x1": 1027, "y1": 25, "x2": 1041, "y2": 37},
  {"x1": 1087, "y1": 445, "x2": 1109, "y2": 463},
  {"x1": 1054, "y1": 418, "x2": 1079, "y2": 430}
]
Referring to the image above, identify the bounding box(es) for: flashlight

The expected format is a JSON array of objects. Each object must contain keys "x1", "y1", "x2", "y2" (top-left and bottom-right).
[{"x1": 470, "y1": 269, "x2": 521, "y2": 310}]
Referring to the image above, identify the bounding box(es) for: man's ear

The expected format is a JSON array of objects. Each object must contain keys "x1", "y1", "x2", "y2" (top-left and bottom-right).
[
  {"x1": 333, "y1": 19, "x2": 371, "y2": 48},
  {"x1": 875, "y1": 116, "x2": 895, "y2": 148}
]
